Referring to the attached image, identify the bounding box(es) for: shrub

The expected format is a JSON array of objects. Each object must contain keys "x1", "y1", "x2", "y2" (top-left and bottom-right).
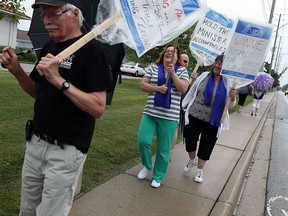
[{"x1": 0, "y1": 45, "x2": 37, "y2": 63}]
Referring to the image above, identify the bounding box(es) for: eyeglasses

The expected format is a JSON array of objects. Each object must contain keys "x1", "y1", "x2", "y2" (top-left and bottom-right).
[
  {"x1": 183, "y1": 60, "x2": 188, "y2": 63},
  {"x1": 165, "y1": 49, "x2": 177, "y2": 54},
  {"x1": 39, "y1": 9, "x2": 70, "y2": 20}
]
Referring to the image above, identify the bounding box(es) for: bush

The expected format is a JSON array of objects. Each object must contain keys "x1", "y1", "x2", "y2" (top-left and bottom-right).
[{"x1": 0, "y1": 45, "x2": 37, "y2": 63}]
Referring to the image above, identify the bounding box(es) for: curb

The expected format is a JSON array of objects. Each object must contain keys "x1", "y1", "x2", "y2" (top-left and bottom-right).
[{"x1": 210, "y1": 93, "x2": 275, "y2": 216}]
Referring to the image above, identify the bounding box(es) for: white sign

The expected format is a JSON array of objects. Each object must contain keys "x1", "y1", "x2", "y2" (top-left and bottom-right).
[
  {"x1": 96, "y1": 0, "x2": 208, "y2": 57},
  {"x1": 189, "y1": 9, "x2": 235, "y2": 66},
  {"x1": 221, "y1": 18, "x2": 273, "y2": 88}
]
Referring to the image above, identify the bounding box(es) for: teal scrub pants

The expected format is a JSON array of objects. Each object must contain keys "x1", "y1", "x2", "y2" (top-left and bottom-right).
[{"x1": 138, "y1": 114, "x2": 178, "y2": 183}]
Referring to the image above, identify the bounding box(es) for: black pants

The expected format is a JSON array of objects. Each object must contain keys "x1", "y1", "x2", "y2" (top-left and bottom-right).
[
  {"x1": 238, "y1": 93, "x2": 248, "y2": 106},
  {"x1": 184, "y1": 115, "x2": 218, "y2": 161}
]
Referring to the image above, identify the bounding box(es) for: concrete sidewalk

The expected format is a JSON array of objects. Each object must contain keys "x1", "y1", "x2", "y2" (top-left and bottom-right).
[{"x1": 69, "y1": 93, "x2": 275, "y2": 216}]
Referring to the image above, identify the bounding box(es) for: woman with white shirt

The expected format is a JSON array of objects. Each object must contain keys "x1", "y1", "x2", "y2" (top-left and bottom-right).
[{"x1": 182, "y1": 54, "x2": 236, "y2": 183}]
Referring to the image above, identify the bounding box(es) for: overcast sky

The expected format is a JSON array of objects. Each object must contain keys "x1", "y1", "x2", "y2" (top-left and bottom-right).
[{"x1": 18, "y1": 0, "x2": 288, "y2": 86}]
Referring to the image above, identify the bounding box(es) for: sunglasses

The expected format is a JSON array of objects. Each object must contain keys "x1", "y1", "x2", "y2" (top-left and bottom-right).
[{"x1": 183, "y1": 60, "x2": 188, "y2": 63}]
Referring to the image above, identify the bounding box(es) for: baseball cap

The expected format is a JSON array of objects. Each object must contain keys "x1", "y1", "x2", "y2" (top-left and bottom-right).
[{"x1": 32, "y1": 0, "x2": 82, "y2": 10}]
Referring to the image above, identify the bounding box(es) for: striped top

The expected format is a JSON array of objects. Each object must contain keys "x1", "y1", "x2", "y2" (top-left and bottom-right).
[{"x1": 143, "y1": 64, "x2": 189, "y2": 122}]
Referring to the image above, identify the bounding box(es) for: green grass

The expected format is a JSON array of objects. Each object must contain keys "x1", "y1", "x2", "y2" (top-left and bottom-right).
[
  {"x1": 0, "y1": 72, "x2": 147, "y2": 216},
  {"x1": 0, "y1": 71, "x2": 252, "y2": 215}
]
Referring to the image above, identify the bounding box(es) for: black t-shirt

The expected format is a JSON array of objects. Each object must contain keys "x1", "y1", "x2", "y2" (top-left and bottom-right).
[{"x1": 30, "y1": 35, "x2": 112, "y2": 153}]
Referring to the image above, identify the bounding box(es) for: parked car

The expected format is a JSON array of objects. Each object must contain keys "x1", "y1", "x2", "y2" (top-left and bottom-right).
[
  {"x1": 285, "y1": 90, "x2": 288, "y2": 95},
  {"x1": 120, "y1": 62, "x2": 146, "y2": 77}
]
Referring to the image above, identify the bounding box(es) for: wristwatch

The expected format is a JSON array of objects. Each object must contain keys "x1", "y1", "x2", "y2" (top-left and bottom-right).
[{"x1": 60, "y1": 81, "x2": 70, "y2": 92}]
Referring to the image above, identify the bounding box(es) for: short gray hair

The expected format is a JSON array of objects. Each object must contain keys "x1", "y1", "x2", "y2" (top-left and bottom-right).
[{"x1": 61, "y1": 3, "x2": 84, "y2": 28}]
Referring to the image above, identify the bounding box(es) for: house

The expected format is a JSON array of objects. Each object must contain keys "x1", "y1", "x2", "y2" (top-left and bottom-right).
[
  {"x1": 0, "y1": 2, "x2": 30, "y2": 48},
  {"x1": 16, "y1": 29, "x2": 33, "y2": 49}
]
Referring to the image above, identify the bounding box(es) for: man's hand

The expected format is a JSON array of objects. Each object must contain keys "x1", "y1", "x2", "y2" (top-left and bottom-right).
[
  {"x1": 36, "y1": 54, "x2": 64, "y2": 89},
  {"x1": 0, "y1": 46, "x2": 21, "y2": 73}
]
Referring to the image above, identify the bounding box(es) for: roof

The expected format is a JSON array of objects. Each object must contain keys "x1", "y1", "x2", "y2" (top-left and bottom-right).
[{"x1": 0, "y1": 2, "x2": 30, "y2": 20}]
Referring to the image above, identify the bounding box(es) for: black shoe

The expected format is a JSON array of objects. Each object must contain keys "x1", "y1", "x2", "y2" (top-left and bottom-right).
[{"x1": 251, "y1": 112, "x2": 253, "y2": 116}]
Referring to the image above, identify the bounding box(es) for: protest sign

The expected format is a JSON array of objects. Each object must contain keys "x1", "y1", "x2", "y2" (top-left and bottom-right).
[
  {"x1": 56, "y1": 0, "x2": 208, "y2": 65},
  {"x1": 221, "y1": 18, "x2": 273, "y2": 88},
  {"x1": 96, "y1": 0, "x2": 208, "y2": 57},
  {"x1": 219, "y1": 18, "x2": 273, "y2": 122},
  {"x1": 189, "y1": 9, "x2": 235, "y2": 66}
]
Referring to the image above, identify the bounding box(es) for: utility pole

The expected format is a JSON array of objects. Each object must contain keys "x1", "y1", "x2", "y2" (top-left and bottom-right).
[
  {"x1": 268, "y1": 0, "x2": 277, "y2": 24},
  {"x1": 268, "y1": 14, "x2": 282, "y2": 75},
  {"x1": 260, "y1": 0, "x2": 276, "y2": 72},
  {"x1": 274, "y1": 36, "x2": 282, "y2": 71}
]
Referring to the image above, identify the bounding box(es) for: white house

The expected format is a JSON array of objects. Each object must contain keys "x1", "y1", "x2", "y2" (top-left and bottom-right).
[
  {"x1": 16, "y1": 29, "x2": 33, "y2": 49},
  {"x1": 0, "y1": 2, "x2": 30, "y2": 48}
]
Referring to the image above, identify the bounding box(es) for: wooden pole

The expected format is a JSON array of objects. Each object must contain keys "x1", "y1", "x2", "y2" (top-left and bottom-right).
[
  {"x1": 165, "y1": 37, "x2": 179, "y2": 86},
  {"x1": 220, "y1": 81, "x2": 237, "y2": 123},
  {"x1": 57, "y1": 12, "x2": 122, "y2": 61},
  {"x1": 189, "y1": 53, "x2": 205, "y2": 85},
  {"x1": 38, "y1": 12, "x2": 122, "y2": 75}
]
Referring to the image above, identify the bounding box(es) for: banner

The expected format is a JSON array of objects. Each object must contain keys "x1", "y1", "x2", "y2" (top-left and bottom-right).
[
  {"x1": 96, "y1": 0, "x2": 208, "y2": 56},
  {"x1": 189, "y1": 9, "x2": 235, "y2": 66},
  {"x1": 221, "y1": 18, "x2": 273, "y2": 88}
]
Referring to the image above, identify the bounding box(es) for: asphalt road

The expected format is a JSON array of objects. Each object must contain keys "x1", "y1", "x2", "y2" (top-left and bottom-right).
[
  {"x1": 266, "y1": 92, "x2": 288, "y2": 216},
  {"x1": 234, "y1": 92, "x2": 288, "y2": 216}
]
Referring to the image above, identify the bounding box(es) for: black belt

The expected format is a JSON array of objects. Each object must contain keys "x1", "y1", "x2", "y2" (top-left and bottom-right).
[{"x1": 36, "y1": 133, "x2": 64, "y2": 149}]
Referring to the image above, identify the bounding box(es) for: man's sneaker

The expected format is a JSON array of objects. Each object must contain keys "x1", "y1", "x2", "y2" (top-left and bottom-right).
[
  {"x1": 151, "y1": 179, "x2": 161, "y2": 188},
  {"x1": 137, "y1": 167, "x2": 150, "y2": 180},
  {"x1": 183, "y1": 158, "x2": 198, "y2": 172},
  {"x1": 194, "y1": 169, "x2": 203, "y2": 183}
]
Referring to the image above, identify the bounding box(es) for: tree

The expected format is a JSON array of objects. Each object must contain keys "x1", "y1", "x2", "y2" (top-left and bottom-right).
[
  {"x1": 264, "y1": 61, "x2": 280, "y2": 88},
  {"x1": 0, "y1": 0, "x2": 26, "y2": 22},
  {"x1": 122, "y1": 22, "x2": 213, "y2": 75}
]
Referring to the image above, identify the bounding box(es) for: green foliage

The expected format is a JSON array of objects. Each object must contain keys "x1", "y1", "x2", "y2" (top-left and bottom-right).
[
  {"x1": 264, "y1": 61, "x2": 280, "y2": 88},
  {"x1": 0, "y1": 0, "x2": 26, "y2": 22},
  {"x1": 0, "y1": 46, "x2": 37, "y2": 63},
  {"x1": 123, "y1": 23, "x2": 217, "y2": 75},
  {"x1": 229, "y1": 94, "x2": 253, "y2": 114},
  {"x1": 0, "y1": 74, "x2": 147, "y2": 215}
]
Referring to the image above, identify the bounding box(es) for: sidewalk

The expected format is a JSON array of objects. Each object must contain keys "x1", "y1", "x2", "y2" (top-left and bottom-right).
[
  {"x1": 69, "y1": 93, "x2": 275, "y2": 216},
  {"x1": 0, "y1": 62, "x2": 34, "y2": 72}
]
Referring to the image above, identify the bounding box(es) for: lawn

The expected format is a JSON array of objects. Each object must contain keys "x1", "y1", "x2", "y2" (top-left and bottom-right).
[{"x1": 0, "y1": 71, "x2": 252, "y2": 215}]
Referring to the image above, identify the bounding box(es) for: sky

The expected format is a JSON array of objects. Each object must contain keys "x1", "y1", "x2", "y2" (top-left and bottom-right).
[{"x1": 18, "y1": 0, "x2": 288, "y2": 86}]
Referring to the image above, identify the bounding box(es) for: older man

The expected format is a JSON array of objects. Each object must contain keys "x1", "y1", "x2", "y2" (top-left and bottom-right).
[{"x1": 0, "y1": 0, "x2": 112, "y2": 215}]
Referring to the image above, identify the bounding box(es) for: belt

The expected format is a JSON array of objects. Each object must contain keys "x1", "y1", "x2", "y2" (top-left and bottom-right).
[{"x1": 36, "y1": 133, "x2": 64, "y2": 149}]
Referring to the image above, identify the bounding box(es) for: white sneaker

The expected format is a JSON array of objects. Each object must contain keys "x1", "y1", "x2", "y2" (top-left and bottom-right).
[
  {"x1": 151, "y1": 179, "x2": 161, "y2": 188},
  {"x1": 137, "y1": 167, "x2": 150, "y2": 180},
  {"x1": 183, "y1": 158, "x2": 198, "y2": 172},
  {"x1": 194, "y1": 169, "x2": 203, "y2": 183}
]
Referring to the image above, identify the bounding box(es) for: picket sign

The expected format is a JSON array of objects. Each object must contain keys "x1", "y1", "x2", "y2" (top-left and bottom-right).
[
  {"x1": 100, "y1": 0, "x2": 208, "y2": 57},
  {"x1": 189, "y1": 9, "x2": 235, "y2": 66},
  {"x1": 220, "y1": 18, "x2": 273, "y2": 123}
]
